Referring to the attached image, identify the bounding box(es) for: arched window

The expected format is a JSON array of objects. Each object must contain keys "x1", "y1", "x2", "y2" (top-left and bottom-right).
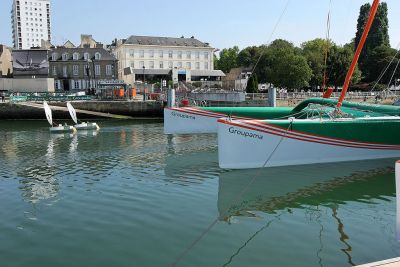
[
  {"x1": 51, "y1": 53, "x2": 58, "y2": 61},
  {"x1": 73, "y1": 52, "x2": 80, "y2": 60},
  {"x1": 95, "y1": 52, "x2": 101, "y2": 60},
  {"x1": 84, "y1": 52, "x2": 90, "y2": 61},
  {"x1": 62, "y1": 53, "x2": 69, "y2": 61}
]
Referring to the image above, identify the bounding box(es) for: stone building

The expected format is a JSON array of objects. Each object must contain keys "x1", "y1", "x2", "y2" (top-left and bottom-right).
[
  {"x1": 49, "y1": 47, "x2": 117, "y2": 91},
  {"x1": 114, "y1": 35, "x2": 224, "y2": 85}
]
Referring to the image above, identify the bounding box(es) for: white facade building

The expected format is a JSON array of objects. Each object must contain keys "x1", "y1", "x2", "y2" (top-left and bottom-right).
[
  {"x1": 114, "y1": 36, "x2": 224, "y2": 85},
  {"x1": 11, "y1": 0, "x2": 51, "y2": 49}
]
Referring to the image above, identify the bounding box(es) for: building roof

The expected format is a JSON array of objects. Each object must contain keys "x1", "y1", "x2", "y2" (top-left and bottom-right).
[
  {"x1": 49, "y1": 47, "x2": 116, "y2": 61},
  {"x1": 123, "y1": 36, "x2": 211, "y2": 48}
]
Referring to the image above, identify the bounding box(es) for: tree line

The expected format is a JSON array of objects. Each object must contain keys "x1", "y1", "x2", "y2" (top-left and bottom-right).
[{"x1": 215, "y1": 2, "x2": 400, "y2": 92}]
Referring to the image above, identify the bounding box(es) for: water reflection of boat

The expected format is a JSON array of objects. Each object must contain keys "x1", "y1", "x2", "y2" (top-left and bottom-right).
[
  {"x1": 218, "y1": 159, "x2": 395, "y2": 221},
  {"x1": 164, "y1": 150, "x2": 218, "y2": 178}
]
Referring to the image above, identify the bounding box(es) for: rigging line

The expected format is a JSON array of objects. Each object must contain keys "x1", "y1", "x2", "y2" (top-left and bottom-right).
[
  {"x1": 386, "y1": 56, "x2": 400, "y2": 90},
  {"x1": 227, "y1": 0, "x2": 291, "y2": 118},
  {"x1": 322, "y1": 0, "x2": 333, "y2": 91},
  {"x1": 222, "y1": 212, "x2": 284, "y2": 267},
  {"x1": 370, "y1": 42, "x2": 400, "y2": 92},
  {"x1": 170, "y1": 122, "x2": 294, "y2": 267},
  {"x1": 250, "y1": 0, "x2": 291, "y2": 76}
]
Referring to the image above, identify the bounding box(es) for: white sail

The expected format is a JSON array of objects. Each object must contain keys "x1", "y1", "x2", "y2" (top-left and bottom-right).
[
  {"x1": 43, "y1": 101, "x2": 53, "y2": 126},
  {"x1": 67, "y1": 102, "x2": 78, "y2": 124}
]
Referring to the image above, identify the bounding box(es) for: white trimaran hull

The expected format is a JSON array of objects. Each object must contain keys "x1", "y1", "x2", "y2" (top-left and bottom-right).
[
  {"x1": 218, "y1": 118, "x2": 400, "y2": 169},
  {"x1": 164, "y1": 107, "x2": 248, "y2": 134}
]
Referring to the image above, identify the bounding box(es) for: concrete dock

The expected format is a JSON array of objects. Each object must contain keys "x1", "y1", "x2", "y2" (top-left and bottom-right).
[
  {"x1": 0, "y1": 101, "x2": 164, "y2": 120},
  {"x1": 356, "y1": 257, "x2": 400, "y2": 267}
]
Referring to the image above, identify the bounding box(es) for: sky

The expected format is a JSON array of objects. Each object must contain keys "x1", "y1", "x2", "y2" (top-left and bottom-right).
[{"x1": 1, "y1": 0, "x2": 400, "y2": 50}]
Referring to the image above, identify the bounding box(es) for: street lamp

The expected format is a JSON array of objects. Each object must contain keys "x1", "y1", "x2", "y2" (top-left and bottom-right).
[{"x1": 143, "y1": 65, "x2": 146, "y2": 101}]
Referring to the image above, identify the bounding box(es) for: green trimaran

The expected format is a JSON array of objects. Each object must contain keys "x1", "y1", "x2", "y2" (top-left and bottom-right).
[{"x1": 217, "y1": 0, "x2": 400, "y2": 169}]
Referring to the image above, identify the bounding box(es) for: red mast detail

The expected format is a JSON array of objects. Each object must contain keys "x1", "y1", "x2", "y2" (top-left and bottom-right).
[{"x1": 336, "y1": 0, "x2": 380, "y2": 109}]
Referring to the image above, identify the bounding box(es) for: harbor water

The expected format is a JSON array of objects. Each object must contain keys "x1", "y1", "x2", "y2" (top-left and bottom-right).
[{"x1": 1, "y1": 120, "x2": 399, "y2": 267}]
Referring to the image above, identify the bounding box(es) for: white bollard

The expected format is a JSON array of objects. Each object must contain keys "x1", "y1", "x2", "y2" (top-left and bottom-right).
[
  {"x1": 167, "y1": 88, "x2": 176, "y2": 108},
  {"x1": 268, "y1": 87, "x2": 276, "y2": 107},
  {"x1": 396, "y1": 161, "x2": 400, "y2": 240}
]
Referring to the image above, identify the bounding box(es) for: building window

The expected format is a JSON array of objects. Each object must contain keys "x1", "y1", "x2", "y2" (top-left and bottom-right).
[
  {"x1": 73, "y1": 53, "x2": 79, "y2": 60},
  {"x1": 186, "y1": 62, "x2": 191, "y2": 69},
  {"x1": 159, "y1": 61, "x2": 164, "y2": 69},
  {"x1": 130, "y1": 61, "x2": 135, "y2": 68},
  {"x1": 178, "y1": 62, "x2": 182, "y2": 68},
  {"x1": 204, "y1": 62, "x2": 209, "y2": 70},
  {"x1": 195, "y1": 51, "x2": 200, "y2": 59},
  {"x1": 178, "y1": 51, "x2": 182, "y2": 59},
  {"x1": 204, "y1": 52, "x2": 209, "y2": 60},
  {"x1": 186, "y1": 51, "x2": 191, "y2": 59},
  {"x1": 51, "y1": 53, "x2": 57, "y2": 61},
  {"x1": 139, "y1": 50, "x2": 144, "y2": 58},
  {"x1": 62, "y1": 53, "x2": 69, "y2": 61},
  {"x1": 74, "y1": 80, "x2": 80, "y2": 89},
  {"x1": 84, "y1": 52, "x2": 90, "y2": 60},
  {"x1": 139, "y1": 61, "x2": 144, "y2": 68},
  {"x1": 73, "y1": 65, "x2": 79, "y2": 76},
  {"x1": 95, "y1": 52, "x2": 101, "y2": 60},
  {"x1": 106, "y1": 65, "x2": 112, "y2": 76},
  {"x1": 159, "y1": 50, "x2": 163, "y2": 58},
  {"x1": 168, "y1": 51, "x2": 173, "y2": 58},
  {"x1": 95, "y1": 65, "x2": 101, "y2": 76},
  {"x1": 149, "y1": 61, "x2": 154, "y2": 69},
  {"x1": 168, "y1": 61, "x2": 173, "y2": 69},
  {"x1": 149, "y1": 50, "x2": 154, "y2": 58},
  {"x1": 63, "y1": 66, "x2": 68, "y2": 77},
  {"x1": 52, "y1": 66, "x2": 57, "y2": 75},
  {"x1": 195, "y1": 62, "x2": 200, "y2": 70},
  {"x1": 129, "y1": 49, "x2": 134, "y2": 57}
]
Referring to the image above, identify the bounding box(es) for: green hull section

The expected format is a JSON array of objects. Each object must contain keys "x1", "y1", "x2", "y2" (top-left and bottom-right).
[
  {"x1": 199, "y1": 98, "x2": 400, "y2": 119},
  {"x1": 267, "y1": 119, "x2": 400, "y2": 145}
]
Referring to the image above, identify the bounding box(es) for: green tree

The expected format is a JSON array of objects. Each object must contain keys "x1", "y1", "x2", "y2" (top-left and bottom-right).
[
  {"x1": 216, "y1": 46, "x2": 239, "y2": 73},
  {"x1": 246, "y1": 73, "x2": 258, "y2": 93},
  {"x1": 327, "y1": 44, "x2": 361, "y2": 89},
  {"x1": 363, "y1": 45, "x2": 399, "y2": 84},
  {"x1": 355, "y1": 2, "x2": 390, "y2": 79},
  {"x1": 301, "y1": 38, "x2": 332, "y2": 90},
  {"x1": 259, "y1": 39, "x2": 312, "y2": 89},
  {"x1": 237, "y1": 46, "x2": 263, "y2": 67}
]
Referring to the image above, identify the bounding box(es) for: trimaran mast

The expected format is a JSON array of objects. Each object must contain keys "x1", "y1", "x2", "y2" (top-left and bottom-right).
[{"x1": 336, "y1": 0, "x2": 380, "y2": 110}]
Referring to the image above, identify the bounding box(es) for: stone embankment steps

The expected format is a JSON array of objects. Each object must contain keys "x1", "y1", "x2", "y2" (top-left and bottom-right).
[{"x1": 17, "y1": 102, "x2": 134, "y2": 119}]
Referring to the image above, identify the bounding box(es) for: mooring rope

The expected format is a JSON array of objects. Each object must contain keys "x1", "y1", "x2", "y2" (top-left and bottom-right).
[{"x1": 170, "y1": 121, "x2": 294, "y2": 266}]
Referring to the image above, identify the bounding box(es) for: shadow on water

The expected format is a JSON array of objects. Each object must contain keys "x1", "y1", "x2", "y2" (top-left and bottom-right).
[{"x1": 217, "y1": 159, "x2": 396, "y2": 267}]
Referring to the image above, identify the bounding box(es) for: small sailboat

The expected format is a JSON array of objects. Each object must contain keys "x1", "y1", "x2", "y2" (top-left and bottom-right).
[
  {"x1": 44, "y1": 101, "x2": 76, "y2": 133},
  {"x1": 67, "y1": 102, "x2": 100, "y2": 131}
]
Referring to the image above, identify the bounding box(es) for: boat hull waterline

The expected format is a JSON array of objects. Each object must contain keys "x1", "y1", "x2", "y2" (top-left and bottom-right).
[
  {"x1": 74, "y1": 122, "x2": 100, "y2": 131},
  {"x1": 218, "y1": 118, "x2": 400, "y2": 169}
]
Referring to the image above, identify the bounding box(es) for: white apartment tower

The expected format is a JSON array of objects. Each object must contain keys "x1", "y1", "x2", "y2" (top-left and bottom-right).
[{"x1": 11, "y1": 0, "x2": 51, "y2": 49}]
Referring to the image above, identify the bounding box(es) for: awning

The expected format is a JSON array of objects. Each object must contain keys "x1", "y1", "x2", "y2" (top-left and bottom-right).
[{"x1": 191, "y1": 70, "x2": 226, "y2": 77}]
